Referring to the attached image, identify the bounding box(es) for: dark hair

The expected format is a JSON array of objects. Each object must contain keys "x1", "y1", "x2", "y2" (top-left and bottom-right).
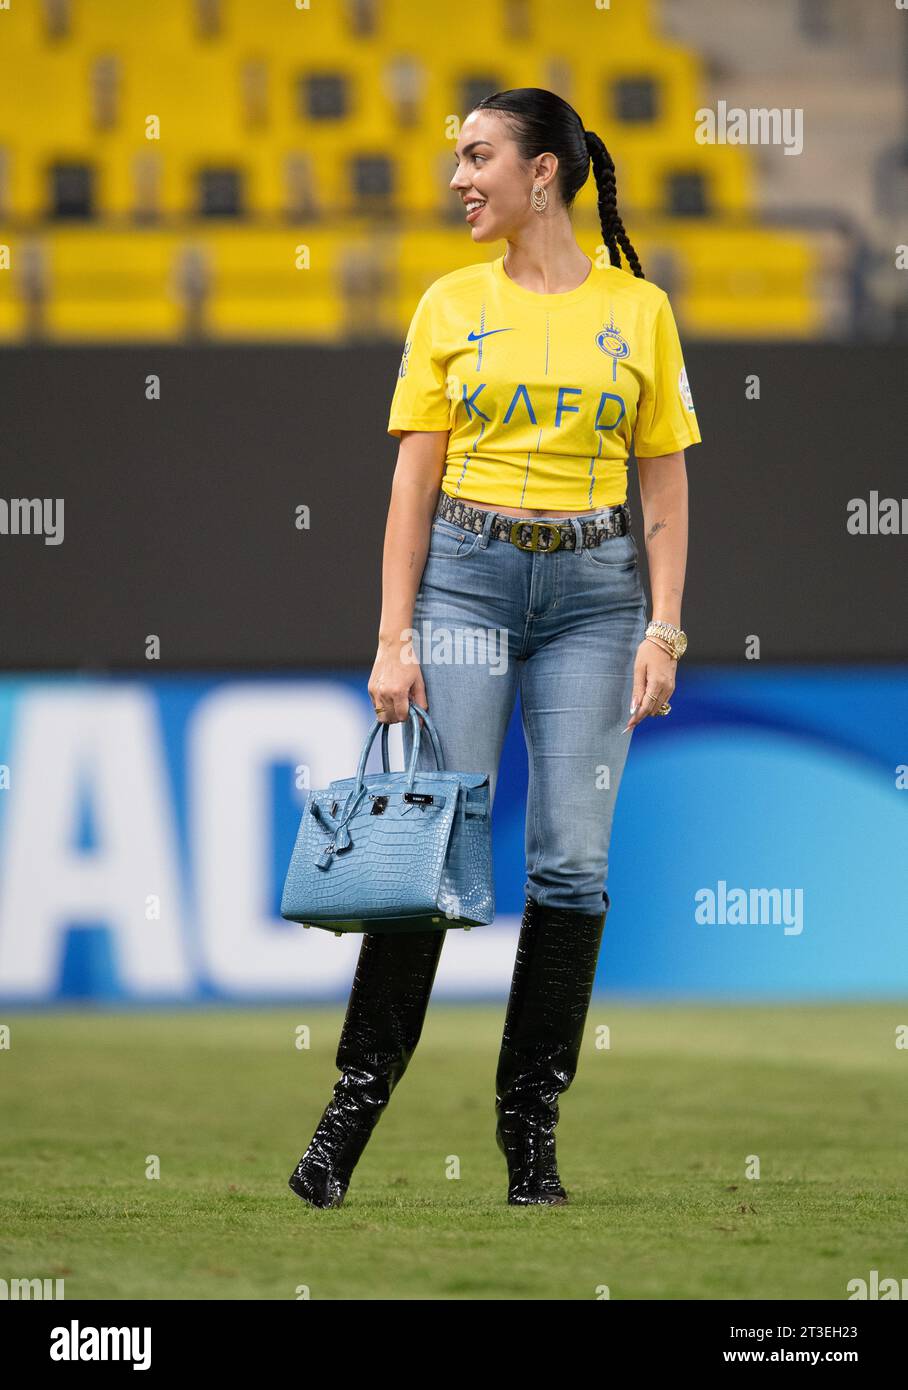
[{"x1": 472, "y1": 87, "x2": 645, "y2": 278}]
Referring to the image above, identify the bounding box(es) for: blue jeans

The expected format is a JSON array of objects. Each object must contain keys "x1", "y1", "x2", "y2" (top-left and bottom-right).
[{"x1": 400, "y1": 500, "x2": 648, "y2": 915}]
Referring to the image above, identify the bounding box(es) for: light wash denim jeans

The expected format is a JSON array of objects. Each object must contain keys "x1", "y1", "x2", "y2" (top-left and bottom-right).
[{"x1": 400, "y1": 499, "x2": 648, "y2": 915}]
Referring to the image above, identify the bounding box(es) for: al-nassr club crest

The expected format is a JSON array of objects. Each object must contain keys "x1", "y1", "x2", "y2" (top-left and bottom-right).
[{"x1": 595, "y1": 309, "x2": 630, "y2": 381}]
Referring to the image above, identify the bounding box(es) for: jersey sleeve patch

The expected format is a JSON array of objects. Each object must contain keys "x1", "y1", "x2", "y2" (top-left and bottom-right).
[{"x1": 678, "y1": 365, "x2": 695, "y2": 412}]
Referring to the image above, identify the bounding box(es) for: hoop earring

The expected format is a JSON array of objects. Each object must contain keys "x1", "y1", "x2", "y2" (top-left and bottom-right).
[{"x1": 530, "y1": 182, "x2": 548, "y2": 213}]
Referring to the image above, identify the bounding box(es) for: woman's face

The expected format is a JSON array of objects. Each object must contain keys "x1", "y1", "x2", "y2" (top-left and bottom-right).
[{"x1": 450, "y1": 111, "x2": 545, "y2": 242}]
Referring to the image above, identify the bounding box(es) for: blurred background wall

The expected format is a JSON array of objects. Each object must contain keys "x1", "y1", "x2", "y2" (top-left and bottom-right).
[{"x1": 0, "y1": 0, "x2": 906, "y2": 1003}]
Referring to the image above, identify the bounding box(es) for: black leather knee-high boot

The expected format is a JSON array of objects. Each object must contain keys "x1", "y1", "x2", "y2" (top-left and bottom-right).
[
  {"x1": 495, "y1": 894, "x2": 607, "y2": 1205},
  {"x1": 289, "y1": 926, "x2": 446, "y2": 1208}
]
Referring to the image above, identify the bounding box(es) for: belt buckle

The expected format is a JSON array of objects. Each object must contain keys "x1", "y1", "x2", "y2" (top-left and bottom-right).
[{"x1": 509, "y1": 519, "x2": 562, "y2": 552}]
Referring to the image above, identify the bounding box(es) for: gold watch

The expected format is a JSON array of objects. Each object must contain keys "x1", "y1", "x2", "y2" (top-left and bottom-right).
[{"x1": 645, "y1": 620, "x2": 688, "y2": 660}]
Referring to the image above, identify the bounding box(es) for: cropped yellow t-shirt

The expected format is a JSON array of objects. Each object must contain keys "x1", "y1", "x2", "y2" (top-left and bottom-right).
[{"x1": 387, "y1": 254, "x2": 701, "y2": 510}]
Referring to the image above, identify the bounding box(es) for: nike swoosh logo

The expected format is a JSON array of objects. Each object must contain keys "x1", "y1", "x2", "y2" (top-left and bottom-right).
[{"x1": 467, "y1": 328, "x2": 513, "y2": 341}]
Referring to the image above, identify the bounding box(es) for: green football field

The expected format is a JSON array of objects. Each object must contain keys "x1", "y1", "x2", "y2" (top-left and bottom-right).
[{"x1": 1, "y1": 1003, "x2": 905, "y2": 1300}]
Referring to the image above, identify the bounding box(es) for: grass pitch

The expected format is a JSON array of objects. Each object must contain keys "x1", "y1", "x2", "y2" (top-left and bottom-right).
[{"x1": 1, "y1": 1003, "x2": 905, "y2": 1300}]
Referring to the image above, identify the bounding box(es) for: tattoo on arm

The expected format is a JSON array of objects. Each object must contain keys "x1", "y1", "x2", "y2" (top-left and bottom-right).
[{"x1": 646, "y1": 519, "x2": 666, "y2": 542}]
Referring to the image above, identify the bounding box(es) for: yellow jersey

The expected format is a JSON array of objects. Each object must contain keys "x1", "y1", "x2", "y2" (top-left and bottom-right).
[{"x1": 387, "y1": 253, "x2": 702, "y2": 510}]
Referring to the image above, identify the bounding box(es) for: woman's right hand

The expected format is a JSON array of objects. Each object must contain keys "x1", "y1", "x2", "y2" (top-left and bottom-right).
[{"x1": 368, "y1": 638, "x2": 428, "y2": 724}]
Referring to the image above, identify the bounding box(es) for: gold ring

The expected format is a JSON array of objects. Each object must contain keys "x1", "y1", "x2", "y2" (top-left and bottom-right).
[{"x1": 657, "y1": 702, "x2": 671, "y2": 715}]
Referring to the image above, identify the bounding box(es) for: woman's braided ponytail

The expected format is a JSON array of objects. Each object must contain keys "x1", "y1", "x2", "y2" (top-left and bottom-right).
[{"x1": 584, "y1": 129, "x2": 645, "y2": 278}]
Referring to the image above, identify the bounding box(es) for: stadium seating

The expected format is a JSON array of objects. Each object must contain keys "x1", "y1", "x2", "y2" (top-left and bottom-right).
[{"x1": 0, "y1": 0, "x2": 826, "y2": 339}]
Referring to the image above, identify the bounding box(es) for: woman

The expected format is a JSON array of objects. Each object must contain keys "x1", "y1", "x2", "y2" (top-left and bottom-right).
[{"x1": 289, "y1": 88, "x2": 700, "y2": 1209}]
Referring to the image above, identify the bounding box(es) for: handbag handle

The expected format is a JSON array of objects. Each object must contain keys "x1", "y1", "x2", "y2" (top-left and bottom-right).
[
  {"x1": 378, "y1": 701, "x2": 444, "y2": 775},
  {"x1": 354, "y1": 700, "x2": 444, "y2": 798}
]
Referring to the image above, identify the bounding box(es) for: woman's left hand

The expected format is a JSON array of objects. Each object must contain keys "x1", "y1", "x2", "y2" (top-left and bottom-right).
[{"x1": 622, "y1": 640, "x2": 677, "y2": 733}]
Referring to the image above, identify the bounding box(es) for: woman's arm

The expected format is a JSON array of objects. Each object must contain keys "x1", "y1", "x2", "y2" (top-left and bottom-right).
[
  {"x1": 370, "y1": 429, "x2": 448, "y2": 723},
  {"x1": 622, "y1": 449, "x2": 688, "y2": 733},
  {"x1": 636, "y1": 450, "x2": 688, "y2": 628}
]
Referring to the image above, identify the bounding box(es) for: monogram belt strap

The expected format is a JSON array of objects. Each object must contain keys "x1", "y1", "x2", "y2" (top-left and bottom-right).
[{"x1": 435, "y1": 492, "x2": 630, "y2": 552}]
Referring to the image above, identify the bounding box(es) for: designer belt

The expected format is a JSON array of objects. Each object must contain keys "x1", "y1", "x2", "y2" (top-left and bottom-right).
[{"x1": 435, "y1": 491, "x2": 630, "y2": 552}]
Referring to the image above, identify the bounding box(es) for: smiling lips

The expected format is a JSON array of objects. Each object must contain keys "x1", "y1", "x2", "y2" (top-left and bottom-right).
[{"x1": 465, "y1": 200, "x2": 486, "y2": 222}]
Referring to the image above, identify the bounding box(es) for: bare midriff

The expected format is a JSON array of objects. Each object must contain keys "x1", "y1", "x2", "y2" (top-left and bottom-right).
[{"x1": 450, "y1": 494, "x2": 617, "y2": 519}]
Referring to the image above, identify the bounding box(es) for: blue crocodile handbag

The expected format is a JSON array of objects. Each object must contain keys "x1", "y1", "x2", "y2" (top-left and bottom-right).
[{"x1": 280, "y1": 700, "x2": 495, "y2": 935}]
